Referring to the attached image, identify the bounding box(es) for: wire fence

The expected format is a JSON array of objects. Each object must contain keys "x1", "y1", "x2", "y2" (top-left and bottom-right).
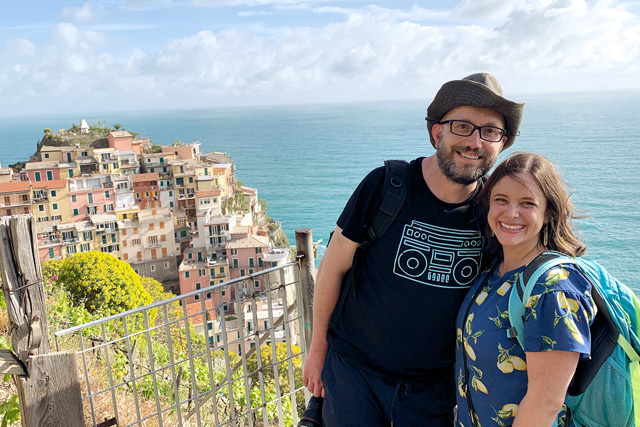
[{"x1": 54, "y1": 261, "x2": 309, "y2": 427}]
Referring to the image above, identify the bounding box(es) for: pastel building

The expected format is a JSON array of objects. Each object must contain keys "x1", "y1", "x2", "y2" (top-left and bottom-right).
[
  {"x1": 67, "y1": 175, "x2": 115, "y2": 222},
  {"x1": 91, "y1": 213, "x2": 120, "y2": 256},
  {"x1": 0, "y1": 181, "x2": 32, "y2": 217},
  {"x1": 179, "y1": 246, "x2": 231, "y2": 306},
  {"x1": 107, "y1": 131, "x2": 133, "y2": 152},
  {"x1": 57, "y1": 220, "x2": 96, "y2": 257},
  {"x1": 131, "y1": 173, "x2": 160, "y2": 209},
  {"x1": 124, "y1": 207, "x2": 179, "y2": 282},
  {"x1": 36, "y1": 221, "x2": 62, "y2": 261},
  {"x1": 161, "y1": 142, "x2": 200, "y2": 161},
  {"x1": 226, "y1": 234, "x2": 268, "y2": 296},
  {"x1": 32, "y1": 180, "x2": 70, "y2": 223}
]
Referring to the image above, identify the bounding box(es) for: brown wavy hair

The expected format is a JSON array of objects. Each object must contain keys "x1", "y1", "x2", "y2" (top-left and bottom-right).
[{"x1": 478, "y1": 152, "x2": 586, "y2": 259}]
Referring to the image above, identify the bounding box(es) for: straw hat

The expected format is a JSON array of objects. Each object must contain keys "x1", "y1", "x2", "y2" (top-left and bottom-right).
[{"x1": 426, "y1": 73, "x2": 525, "y2": 150}]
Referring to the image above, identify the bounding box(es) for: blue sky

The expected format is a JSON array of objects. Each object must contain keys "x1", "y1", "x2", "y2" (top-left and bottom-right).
[{"x1": 1, "y1": 0, "x2": 640, "y2": 115}]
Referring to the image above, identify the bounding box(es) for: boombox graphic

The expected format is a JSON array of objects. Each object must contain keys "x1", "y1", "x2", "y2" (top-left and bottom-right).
[{"x1": 393, "y1": 220, "x2": 483, "y2": 288}]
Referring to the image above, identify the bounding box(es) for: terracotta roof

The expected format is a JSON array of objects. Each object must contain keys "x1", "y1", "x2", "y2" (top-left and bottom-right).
[
  {"x1": 196, "y1": 189, "x2": 220, "y2": 198},
  {"x1": 130, "y1": 172, "x2": 159, "y2": 182},
  {"x1": 0, "y1": 181, "x2": 31, "y2": 193},
  {"x1": 32, "y1": 179, "x2": 67, "y2": 189}
]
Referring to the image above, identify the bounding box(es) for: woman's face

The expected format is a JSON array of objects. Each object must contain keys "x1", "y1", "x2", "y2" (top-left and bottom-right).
[{"x1": 488, "y1": 172, "x2": 547, "y2": 254}]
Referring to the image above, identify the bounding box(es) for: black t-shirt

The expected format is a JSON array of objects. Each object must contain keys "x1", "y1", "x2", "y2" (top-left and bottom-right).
[{"x1": 328, "y1": 158, "x2": 484, "y2": 381}]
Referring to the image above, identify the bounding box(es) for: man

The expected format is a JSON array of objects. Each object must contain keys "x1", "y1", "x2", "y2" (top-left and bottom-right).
[{"x1": 302, "y1": 73, "x2": 525, "y2": 426}]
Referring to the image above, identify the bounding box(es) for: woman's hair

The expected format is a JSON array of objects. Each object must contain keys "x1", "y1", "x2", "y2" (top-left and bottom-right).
[{"x1": 478, "y1": 152, "x2": 586, "y2": 258}]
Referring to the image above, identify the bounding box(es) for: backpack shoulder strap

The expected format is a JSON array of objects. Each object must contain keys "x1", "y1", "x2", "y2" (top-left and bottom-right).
[
  {"x1": 360, "y1": 160, "x2": 410, "y2": 248},
  {"x1": 508, "y1": 251, "x2": 574, "y2": 349},
  {"x1": 328, "y1": 160, "x2": 409, "y2": 330}
]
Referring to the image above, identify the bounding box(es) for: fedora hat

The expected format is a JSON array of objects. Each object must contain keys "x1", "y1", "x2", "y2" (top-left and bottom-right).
[{"x1": 426, "y1": 73, "x2": 525, "y2": 150}]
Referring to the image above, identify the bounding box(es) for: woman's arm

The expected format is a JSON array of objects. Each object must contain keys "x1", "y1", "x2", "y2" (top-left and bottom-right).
[{"x1": 512, "y1": 350, "x2": 579, "y2": 427}]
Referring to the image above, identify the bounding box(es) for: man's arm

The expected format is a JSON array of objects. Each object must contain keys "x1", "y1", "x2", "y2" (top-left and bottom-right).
[{"x1": 302, "y1": 225, "x2": 358, "y2": 398}]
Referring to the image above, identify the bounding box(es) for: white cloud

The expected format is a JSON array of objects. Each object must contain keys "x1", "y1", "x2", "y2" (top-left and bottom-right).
[
  {"x1": 2, "y1": 1, "x2": 640, "y2": 115},
  {"x1": 59, "y1": 2, "x2": 100, "y2": 22}
]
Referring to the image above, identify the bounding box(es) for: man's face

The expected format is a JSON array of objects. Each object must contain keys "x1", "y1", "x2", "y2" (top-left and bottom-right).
[{"x1": 432, "y1": 106, "x2": 506, "y2": 185}]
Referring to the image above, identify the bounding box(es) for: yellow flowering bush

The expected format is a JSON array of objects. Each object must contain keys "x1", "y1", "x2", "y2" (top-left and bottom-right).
[{"x1": 57, "y1": 251, "x2": 152, "y2": 316}]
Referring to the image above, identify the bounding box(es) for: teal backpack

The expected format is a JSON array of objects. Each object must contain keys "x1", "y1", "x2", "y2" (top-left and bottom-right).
[{"x1": 508, "y1": 251, "x2": 640, "y2": 427}]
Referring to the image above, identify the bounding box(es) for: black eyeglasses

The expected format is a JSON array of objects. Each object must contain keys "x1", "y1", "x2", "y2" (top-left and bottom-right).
[{"x1": 437, "y1": 119, "x2": 507, "y2": 143}]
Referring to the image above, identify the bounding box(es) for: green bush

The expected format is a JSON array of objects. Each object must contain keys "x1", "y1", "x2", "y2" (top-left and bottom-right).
[{"x1": 57, "y1": 251, "x2": 152, "y2": 316}]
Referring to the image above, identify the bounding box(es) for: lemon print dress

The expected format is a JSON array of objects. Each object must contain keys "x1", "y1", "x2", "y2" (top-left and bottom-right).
[{"x1": 454, "y1": 263, "x2": 596, "y2": 427}]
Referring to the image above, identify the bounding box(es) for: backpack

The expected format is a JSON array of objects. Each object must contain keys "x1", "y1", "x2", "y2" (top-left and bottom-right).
[
  {"x1": 328, "y1": 160, "x2": 410, "y2": 329},
  {"x1": 507, "y1": 251, "x2": 640, "y2": 427}
]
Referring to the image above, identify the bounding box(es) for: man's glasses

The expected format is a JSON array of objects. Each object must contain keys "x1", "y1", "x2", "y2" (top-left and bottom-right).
[{"x1": 437, "y1": 119, "x2": 507, "y2": 143}]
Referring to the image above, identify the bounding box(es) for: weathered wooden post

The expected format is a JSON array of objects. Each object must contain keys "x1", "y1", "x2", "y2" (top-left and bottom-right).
[
  {"x1": 295, "y1": 228, "x2": 316, "y2": 354},
  {"x1": 0, "y1": 214, "x2": 84, "y2": 427}
]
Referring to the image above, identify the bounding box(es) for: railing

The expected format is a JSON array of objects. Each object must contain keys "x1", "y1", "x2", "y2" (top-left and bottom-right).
[{"x1": 54, "y1": 257, "x2": 313, "y2": 427}]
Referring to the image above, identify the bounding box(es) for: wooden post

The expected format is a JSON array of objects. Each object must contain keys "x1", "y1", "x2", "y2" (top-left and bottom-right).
[
  {"x1": 295, "y1": 228, "x2": 316, "y2": 354},
  {"x1": 0, "y1": 215, "x2": 84, "y2": 427}
]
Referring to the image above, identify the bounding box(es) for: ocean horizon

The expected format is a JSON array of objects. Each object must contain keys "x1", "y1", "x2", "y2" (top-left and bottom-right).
[{"x1": 1, "y1": 91, "x2": 638, "y2": 290}]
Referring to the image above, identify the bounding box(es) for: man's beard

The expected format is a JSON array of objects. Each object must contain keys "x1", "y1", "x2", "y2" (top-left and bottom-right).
[{"x1": 436, "y1": 143, "x2": 496, "y2": 185}]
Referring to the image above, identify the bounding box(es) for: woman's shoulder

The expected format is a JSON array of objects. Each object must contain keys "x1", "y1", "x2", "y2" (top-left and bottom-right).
[{"x1": 531, "y1": 261, "x2": 592, "y2": 295}]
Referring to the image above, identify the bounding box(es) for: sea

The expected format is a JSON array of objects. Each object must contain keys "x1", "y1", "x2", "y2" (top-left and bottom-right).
[{"x1": 1, "y1": 91, "x2": 639, "y2": 291}]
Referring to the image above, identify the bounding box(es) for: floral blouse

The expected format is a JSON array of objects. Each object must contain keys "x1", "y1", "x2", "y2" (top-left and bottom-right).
[{"x1": 454, "y1": 262, "x2": 596, "y2": 426}]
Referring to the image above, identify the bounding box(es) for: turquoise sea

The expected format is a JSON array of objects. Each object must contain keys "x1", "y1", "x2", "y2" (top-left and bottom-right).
[{"x1": 1, "y1": 91, "x2": 639, "y2": 290}]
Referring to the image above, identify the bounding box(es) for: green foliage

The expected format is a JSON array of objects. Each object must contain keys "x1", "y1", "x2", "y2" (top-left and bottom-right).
[
  {"x1": 246, "y1": 343, "x2": 304, "y2": 415},
  {"x1": 150, "y1": 144, "x2": 163, "y2": 153},
  {"x1": 0, "y1": 394, "x2": 20, "y2": 427},
  {"x1": 113, "y1": 123, "x2": 122, "y2": 130},
  {"x1": 43, "y1": 128, "x2": 51, "y2": 134},
  {"x1": 57, "y1": 251, "x2": 152, "y2": 316},
  {"x1": 258, "y1": 198, "x2": 268, "y2": 212}
]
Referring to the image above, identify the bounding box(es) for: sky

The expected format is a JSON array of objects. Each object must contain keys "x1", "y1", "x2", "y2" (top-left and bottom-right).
[{"x1": 1, "y1": 0, "x2": 640, "y2": 116}]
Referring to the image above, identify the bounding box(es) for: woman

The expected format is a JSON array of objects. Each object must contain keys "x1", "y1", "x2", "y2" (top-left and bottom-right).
[{"x1": 454, "y1": 153, "x2": 596, "y2": 426}]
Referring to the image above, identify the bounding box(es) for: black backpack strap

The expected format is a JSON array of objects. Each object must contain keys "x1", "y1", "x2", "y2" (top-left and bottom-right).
[
  {"x1": 360, "y1": 160, "x2": 410, "y2": 248},
  {"x1": 329, "y1": 160, "x2": 410, "y2": 330}
]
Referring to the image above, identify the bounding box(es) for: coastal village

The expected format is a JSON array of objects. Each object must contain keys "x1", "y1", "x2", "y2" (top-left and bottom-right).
[{"x1": 0, "y1": 121, "x2": 292, "y2": 350}]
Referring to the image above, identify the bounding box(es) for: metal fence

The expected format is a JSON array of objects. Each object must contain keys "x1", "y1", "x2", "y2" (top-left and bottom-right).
[{"x1": 54, "y1": 261, "x2": 310, "y2": 427}]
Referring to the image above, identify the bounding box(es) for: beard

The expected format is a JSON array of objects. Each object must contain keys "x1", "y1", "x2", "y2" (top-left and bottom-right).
[{"x1": 436, "y1": 142, "x2": 497, "y2": 185}]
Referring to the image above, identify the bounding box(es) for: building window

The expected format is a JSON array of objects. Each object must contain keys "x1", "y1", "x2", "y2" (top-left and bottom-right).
[
  {"x1": 254, "y1": 281, "x2": 260, "y2": 289},
  {"x1": 80, "y1": 243, "x2": 90, "y2": 252},
  {"x1": 164, "y1": 262, "x2": 170, "y2": 269},
  {"x1": 46, "y1": 171, "x2": 53, "y2": 180},
  {"x1": 34, "y1": 172, "x2": 41, "y2": 182},
  {"x1": 73, "y1": 208, "x2": 79, "y2": 216},
  {"x1": 199, "y1": 269, "x2": 205, "y2": 276},
  {"x1": 88, "y1": 193, "x2": 94, "y2": 204},
  {"x1": 249, "y1": 258, "x2": 254, "y2": 268},
  {"x1": 71, "y1": 195, "x2": 77, "y2": 202},
  {"x1": 105, "y1": 191, "x2": 110, "y2": 198},
  {"x1": 83, "y1": 231, "x2": 92, "y2": 240},
  {"x1": 150, "y1": 265, "x2": 156, "y2": 272},
  {"x1": 240, "y1": 269, "x2": 245, "y2": 276},
  {"x1": 52, "y1": 203, "x2": 58, "y2": 211},
  {"x1": 68, "y1": 169, "x2": 74, "y2": 178},
  {"x1": 185, "y1": 271, "x2": 190, "y2": 278},
  {"x1": 51, "y1": 215, "x2": 61, "y2": 221},
  {"x1": 258, "y1": 258, "x2": 263, "y2": 267},
  {"x1": 133, "y1": 238, "x2": 140, "y2": 245},
  {"x1": 233, "y1": 259, "x2": 238, "y2": 269},
  {"x1": 38, "y1": 205, "x2": 45, "y2": 212},
  {"x1": 50, "y1": 190, "x2": 57, "y2": 197},
  {"x1": 102, "y1": 235, "x2": 107, "y2": 244},
  {"x1": 48, "y1": 248, "x2": 54, "y2": 258},
  {"x1": 231, "y1": 249, "x2": 238, "y2": 255},
  {"x1": 255, "y1": 247, "x2": 262, "y2": 254},
  {"x1": 44, "y1": 153, "x2": 50, "y2": 159}
]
